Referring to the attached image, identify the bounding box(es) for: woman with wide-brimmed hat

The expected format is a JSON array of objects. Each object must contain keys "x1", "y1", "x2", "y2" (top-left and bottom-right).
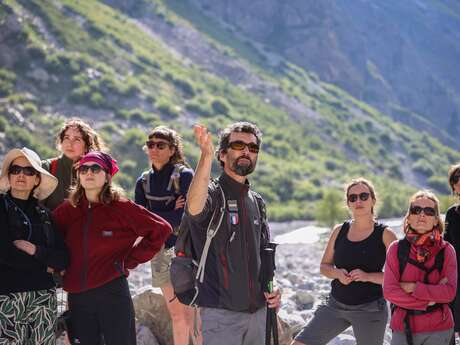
[
  {"x1": 0, "y1": 147, "x2": 69, "y2": 345},
  {"x1": 53, "y1": 150, "x2": 172, "y2": 345}
]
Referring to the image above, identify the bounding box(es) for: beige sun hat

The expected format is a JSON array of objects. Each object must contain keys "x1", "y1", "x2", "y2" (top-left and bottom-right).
[{"x1": 0, "y1": 147, "x2": 58, "y2": 200}]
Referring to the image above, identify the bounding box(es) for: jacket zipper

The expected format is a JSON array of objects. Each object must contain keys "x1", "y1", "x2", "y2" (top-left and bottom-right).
[
  {"x1": 81, "y1": 202, "x2": 92, "y2": 290},
  {"x1": 241, "y1": 191, "x2": 255, "y2": 311}
]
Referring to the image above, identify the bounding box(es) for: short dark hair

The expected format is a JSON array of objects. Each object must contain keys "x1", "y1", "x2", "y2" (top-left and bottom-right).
[
  {"x1": 216, "y1": 122, "x2": 262, "y2": 167},
  {"x1": 448, "y1": 163, "x2": 460, "y2": 194}
]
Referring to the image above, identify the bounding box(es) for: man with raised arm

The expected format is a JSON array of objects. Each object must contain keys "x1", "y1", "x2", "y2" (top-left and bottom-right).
[{"x1": 183, "y1": 122, "x2": 281, "y2": 345}]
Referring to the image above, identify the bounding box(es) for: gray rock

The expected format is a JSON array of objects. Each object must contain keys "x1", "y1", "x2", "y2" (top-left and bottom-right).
[
  {"x1": 294, "y1": 290, "x2": 315, "y2": 310},
  {"x1": 132, "y1": 287, "x2": 173, "y2": 345}
]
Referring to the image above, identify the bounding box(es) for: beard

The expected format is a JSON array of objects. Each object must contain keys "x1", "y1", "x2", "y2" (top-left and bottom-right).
[{"x1": 231, "y1": 156, "x2": 256, "y2": 176}]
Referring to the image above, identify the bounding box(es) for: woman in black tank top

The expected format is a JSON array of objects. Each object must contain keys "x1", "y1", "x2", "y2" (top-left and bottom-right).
[{"x1": 292, "y1": 178, "x2": 397, "y2": 345}]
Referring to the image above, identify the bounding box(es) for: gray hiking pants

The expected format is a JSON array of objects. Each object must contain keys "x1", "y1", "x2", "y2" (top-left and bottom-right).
[
  {"x1": 294, "y1": 295, "x2": 388, "y2": 345},
  {"x1": 201, "y1": 306, "x2": 266, "y2": 345},
  {"x1": 390, "y1": 329, "x2": 453, "y2": 345}
]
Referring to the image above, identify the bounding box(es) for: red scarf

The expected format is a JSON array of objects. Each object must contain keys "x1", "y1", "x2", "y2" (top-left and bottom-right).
[{"x1": 405, "y1": 227, "x2": 442, "y2": 263}]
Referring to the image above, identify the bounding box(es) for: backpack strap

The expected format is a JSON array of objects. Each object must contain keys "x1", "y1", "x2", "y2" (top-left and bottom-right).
[
  {"x1": 397, "y1": 238, "x2": 411, "y2": 277},
  {"x1": 50, "y1": 158, "x2": 59, "y2": 177},
  {"x1": 168, "y1": 164, "x2": 186, "y2": 194},
  {"x1": 141, "y1": 170, "x2": 151, "y2": 198},
  {"x1": 398, "y1": 238, "x2": 445, "y2": 282},
  {"x1": 250, "y1": 190, "x2": 270, "y2": 246},
  {"x1": 196, "y1": 180, "x2": 226, "y2": 283}
]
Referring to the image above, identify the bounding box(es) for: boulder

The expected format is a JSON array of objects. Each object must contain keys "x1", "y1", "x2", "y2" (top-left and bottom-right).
[
  {"x1": 294, "y1": 290, "x2": 315, "y2": 310},
  {"x1": 132, "y1": 287, "x2": 173, "y2": 345},
  {"x1": 132, "y1": 288, "x2": 294, "y2": 345}
]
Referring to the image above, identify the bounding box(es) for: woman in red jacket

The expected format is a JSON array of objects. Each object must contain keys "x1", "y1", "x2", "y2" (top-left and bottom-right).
[
  {"x1": 383, "y1": 190, "x2": 457, "y2": 345},
  {"x1": 53, "y1": 151, "x2": 171, "y2": 345}
]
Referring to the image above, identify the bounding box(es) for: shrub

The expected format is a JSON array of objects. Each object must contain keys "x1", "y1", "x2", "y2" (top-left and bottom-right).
[{"x1": 211, "y1": 98, "x2": 230, "y2": 115}]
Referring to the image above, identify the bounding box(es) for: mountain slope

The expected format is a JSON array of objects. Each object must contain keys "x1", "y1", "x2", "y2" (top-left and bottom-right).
[
  {"x1": 186, "y1": 0, "x2": 460, "y2": 148},
  {"x1": 0, "y1": 0, "x2": 459, "y2": 220}
]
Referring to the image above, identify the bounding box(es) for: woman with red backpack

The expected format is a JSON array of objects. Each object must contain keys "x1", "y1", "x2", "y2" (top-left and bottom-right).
[
  {"x1": 383, "y1": 190, "x2": 457, "y2": 345},
  {"x1": 42, "y1": 118, "x2": 106, "y2": 210}
]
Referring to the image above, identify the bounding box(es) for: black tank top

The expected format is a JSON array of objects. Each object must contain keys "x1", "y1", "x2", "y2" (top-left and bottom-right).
[{"x1": 331, "y1": 221, "x2": 386, "y2": 305}]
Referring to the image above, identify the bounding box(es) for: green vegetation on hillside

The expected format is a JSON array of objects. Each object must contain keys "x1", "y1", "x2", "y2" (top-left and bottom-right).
[{"x1": 1, "y1": 0, "x2": 459, "y2": 221}]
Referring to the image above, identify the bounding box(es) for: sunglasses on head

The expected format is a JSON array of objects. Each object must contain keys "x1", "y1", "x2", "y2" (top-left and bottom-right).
[
  {"x1": 146, "y1": 141, "x2": 169, "y2": 150},
  {"x1": 8, "y1": 165, "x2": 38, "y2": 176},
  {"x1": 228, "y1": 141, "x2": 260, "y2": 153},
  {"x1": 409, "y1": 205, "x2": 437, "y2": 217},
  {"x1": 347, "y1": 192, "x2": 370, "y2": 203},
  {"x1": 78, "y1": 164, "x2": 103, "y2": 175}
]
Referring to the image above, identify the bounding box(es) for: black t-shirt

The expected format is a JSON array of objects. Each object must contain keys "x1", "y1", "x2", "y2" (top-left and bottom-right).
[{"x1": 331, "y1": 221, "x2": 387, "y2": 305}]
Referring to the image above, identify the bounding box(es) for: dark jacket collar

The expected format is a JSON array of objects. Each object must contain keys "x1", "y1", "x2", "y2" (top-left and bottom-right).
[
  {"x1": 151, "y1": 162, "x2": 174, "y2": 176},
  {"x1": 218, "y1": 171, "x2": 250, "y2": 195}
]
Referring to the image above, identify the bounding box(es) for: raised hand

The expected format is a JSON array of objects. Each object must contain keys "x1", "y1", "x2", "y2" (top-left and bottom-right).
[{"x1": 193, "y1": 125, "x2": 214, "y2": 157}]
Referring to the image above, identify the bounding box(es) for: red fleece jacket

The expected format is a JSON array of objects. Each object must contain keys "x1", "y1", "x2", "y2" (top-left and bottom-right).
[
  {"x1": 53, "y1": 197, "x2": 171, "y2": 293},
  {"x1": 383, "y1": 240, "x2": 457, "y2": 334}
]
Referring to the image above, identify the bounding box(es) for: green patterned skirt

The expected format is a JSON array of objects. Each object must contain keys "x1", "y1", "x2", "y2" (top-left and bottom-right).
[{"x1": 0, "y1": 288, "x2": 57, "y2": 345}]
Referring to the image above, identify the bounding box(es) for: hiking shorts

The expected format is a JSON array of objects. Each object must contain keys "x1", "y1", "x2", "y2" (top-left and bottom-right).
[
  {"x1": 201, "y1": 306, "x2": 266, "y2": 345},
  {"x1": 151, "y1": 245, "x2": 174, "y2": 287},
  {"x1": 390, "y1": 329, "x2": 453, "y2": 345},
  {"x1": 294, "y1": 295, "x2": 388, "y2": 345}
]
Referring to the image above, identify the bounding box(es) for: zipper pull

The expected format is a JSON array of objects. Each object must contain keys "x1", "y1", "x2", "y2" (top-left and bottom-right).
[{"x1": 229, "y1": 231, "x2": 236, "y2": 243}]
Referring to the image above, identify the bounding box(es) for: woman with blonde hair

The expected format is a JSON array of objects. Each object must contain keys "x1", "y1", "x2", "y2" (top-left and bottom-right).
[
  {"x1": 53, "y1": 151, "x2": 171, "y2": 345},
  {"x1": 0, "y1": 147, "x2": 69, "y2": 344},
  {"x1": 292, "y1": 178, "x2": 397, "y2": 345},
  {"x1": 384, "y1": 190, "x2": 457, "y2": 345}
]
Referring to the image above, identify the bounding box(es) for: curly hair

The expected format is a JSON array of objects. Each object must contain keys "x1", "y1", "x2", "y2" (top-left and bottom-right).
[
  {"x1": 144, "y1": 126, "x2": 187, "y2": 166},
  {"x1": 56, "y1": 118, "x2": 107, "y2": 154}
]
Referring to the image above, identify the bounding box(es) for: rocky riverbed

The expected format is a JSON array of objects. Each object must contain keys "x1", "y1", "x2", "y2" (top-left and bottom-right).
[{"x1": 128, "y1": 219, "x2": 407, "y2": 345}]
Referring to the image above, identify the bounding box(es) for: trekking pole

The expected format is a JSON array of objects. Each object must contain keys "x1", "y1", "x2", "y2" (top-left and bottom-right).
[{"x1": 261, "y1": 243, "x2": 279, "y2": 345}]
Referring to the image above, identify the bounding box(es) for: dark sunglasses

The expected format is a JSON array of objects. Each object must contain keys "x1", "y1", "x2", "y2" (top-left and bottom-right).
[
  {"x1": 409, "y1": 205, "x2": 437, "y2": 217},
  {"x1": 228, "y1": 141, "x2": 260, "y2": 153},
  {"x1": 347, "y1": 192, "x2": 370, "y2": 203},
  {"x1": 78, "y1": 164, "x2": 103, "y2": 175},
  {"x1": 452, "y1": 173, "x2": 460, "y2": 185},
  {"x1": 8, "y1": 165, "x2": 38, "y2": 176},
  {"x1": 146, "y1": 141, "x2": 169, "y2": 150}
]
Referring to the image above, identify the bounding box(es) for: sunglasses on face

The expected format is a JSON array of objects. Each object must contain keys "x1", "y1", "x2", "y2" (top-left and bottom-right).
[
  {"x1": 8, "y1": 165, "x2": 38, "y2": 176},
  {"x1": 78, "y1": 164, "x2": 103, "y2": 175},
  {"x1": 409, "y1": 205, "x2": 437, "y2": 217},
  {"x1": 228, "y1": 141, "x2": 260, "y2": 153},
  {"x1": 452, "y1": 173, "x2": 460, "y2": 185},
  {"x1": 146, "y1": 141, "x2": 169, "y2": 150},
  {"x1": 347, "y1": 192, "x2": 370, "y2": 203}
]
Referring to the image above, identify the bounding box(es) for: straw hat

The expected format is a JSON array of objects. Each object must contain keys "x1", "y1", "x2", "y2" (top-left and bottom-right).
[{"x1": 0, "y1": 147, "x2": 58, "y2": 200}]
